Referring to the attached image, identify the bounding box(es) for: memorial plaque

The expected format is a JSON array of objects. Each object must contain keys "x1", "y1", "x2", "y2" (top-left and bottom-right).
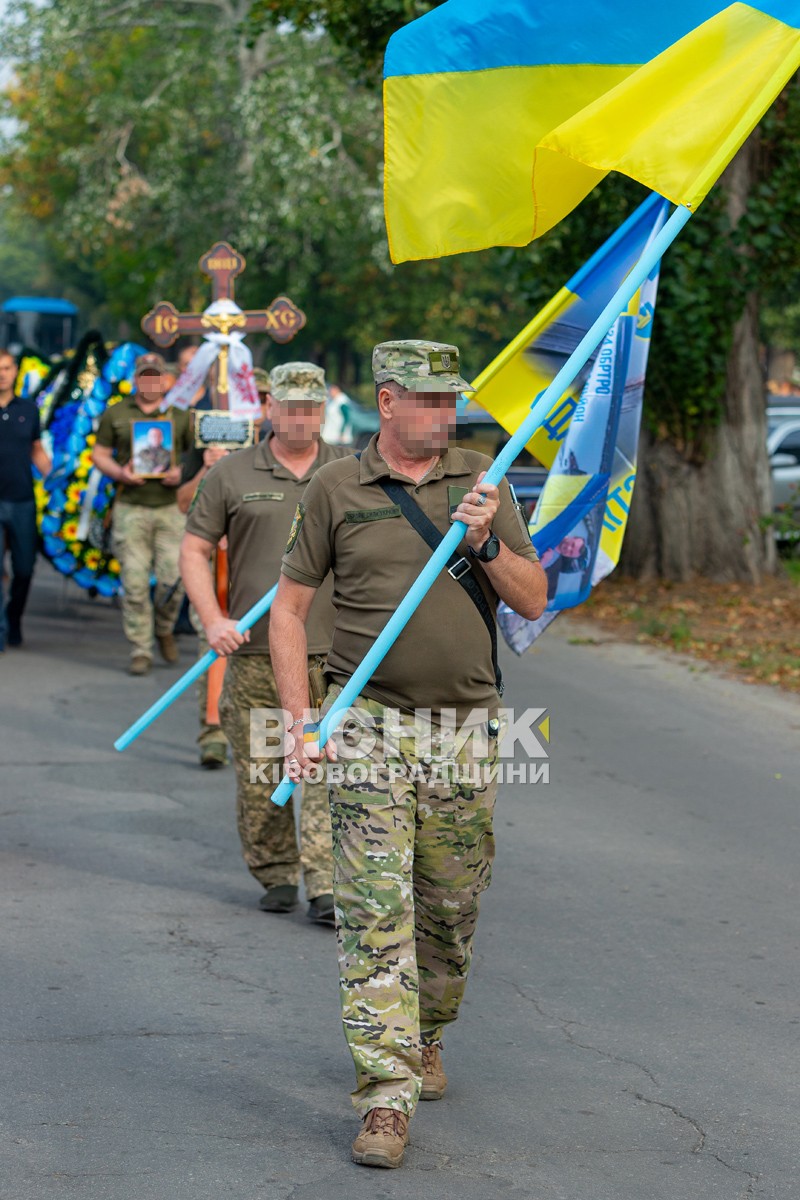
[{"x1": 194, "y1": 410, "x2": 255, "y2": 450}]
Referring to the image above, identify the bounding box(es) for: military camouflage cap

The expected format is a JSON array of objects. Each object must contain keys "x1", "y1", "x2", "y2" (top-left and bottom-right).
[
  {"x1": 269, "y1": 361, "x2": 326, "y2": 404},
  {"x1": 253, "y1": 367, "x2": 270, "y2": 392},
  {"x1": 372, "y1": 339, "x2": 474, "y2": 392},
  {"x1": 134, "y1": 352, "x2": 168, "y2": 375}
]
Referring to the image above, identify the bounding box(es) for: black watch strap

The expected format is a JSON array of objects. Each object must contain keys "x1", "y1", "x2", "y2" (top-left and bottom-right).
[{"x1": 468, "y1": 531, "x2": 499, "y2": 562}]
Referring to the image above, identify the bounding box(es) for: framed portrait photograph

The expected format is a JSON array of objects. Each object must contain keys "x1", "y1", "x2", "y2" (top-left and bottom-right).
[{"x1": 131, "y1": 419, "x2": 175, "y2": 479}]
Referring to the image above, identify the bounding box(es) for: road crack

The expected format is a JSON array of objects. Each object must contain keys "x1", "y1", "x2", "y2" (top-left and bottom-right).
[
  {"x1": 500, "y1": 976, "x2": 660, "y2": 1088},
  {"x1": 634, "y1": 1093, "x2": 760, "y2": 1196},
  {"x1": 167, "y1": 922, "x2": 278, "y2": 992}
]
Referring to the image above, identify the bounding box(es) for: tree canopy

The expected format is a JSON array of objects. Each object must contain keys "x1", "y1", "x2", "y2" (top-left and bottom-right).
[{"x1": 1, "y1": 0, "x2": 798, "y2": 438}]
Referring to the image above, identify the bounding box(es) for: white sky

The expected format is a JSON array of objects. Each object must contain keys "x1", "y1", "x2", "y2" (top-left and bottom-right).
[{"x1": 0, "y1": 0, "x2": 18, "y2": 136}]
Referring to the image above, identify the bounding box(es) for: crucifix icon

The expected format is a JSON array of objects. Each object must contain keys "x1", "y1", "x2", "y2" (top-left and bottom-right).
[
  {"x1": 140, "y1": 242, "x2": 307, "y2": 730},
  {"x1": 141, "y1": 241, "x2": 306, "y2": 407}
]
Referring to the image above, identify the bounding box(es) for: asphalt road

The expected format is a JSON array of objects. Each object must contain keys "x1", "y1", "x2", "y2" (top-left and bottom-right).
[{"x1": 1, "y1": 568, "x2": 798, "y2": 1199}]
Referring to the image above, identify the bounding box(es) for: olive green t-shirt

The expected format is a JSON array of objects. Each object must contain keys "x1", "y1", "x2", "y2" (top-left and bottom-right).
[
  {"x1": 281, "y1": 434, "x2": 540, "y2": 721},
  {"x1": 96, "y1": 395, "x2": 193, "y2": 508},
  {"x1": 186, "y1": 435, "x2": 348, "y2": 656}
]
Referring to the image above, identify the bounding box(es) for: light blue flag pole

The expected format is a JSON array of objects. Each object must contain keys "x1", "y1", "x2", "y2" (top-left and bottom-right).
[
  {"x1": 114, "y1": 584, "x2": 277, "y2": 752},
  {"x1": 271, "y1": 201, "x2": 692, "y2": 808}
]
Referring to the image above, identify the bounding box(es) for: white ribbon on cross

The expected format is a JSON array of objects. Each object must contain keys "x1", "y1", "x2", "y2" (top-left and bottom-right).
[{"x1": 162, "y1": 299, "x2": 261, "y2": 415}]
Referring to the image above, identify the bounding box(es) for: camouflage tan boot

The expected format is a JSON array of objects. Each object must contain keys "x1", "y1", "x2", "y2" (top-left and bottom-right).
[
  {"x1": 420, "y1": 1042, "x2": 447, "y2": 1101},
  {"x1": 351, "y1": 1107, "x2": 409, "y2": 1169}
]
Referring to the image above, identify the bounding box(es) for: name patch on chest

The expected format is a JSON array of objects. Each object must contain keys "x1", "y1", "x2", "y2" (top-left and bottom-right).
[
  {"x1": 344, "y1": 506, "x2": 402, "y2": 524},
  {"x1": 242, "y1": 491, "x2": 285, "y2": 502}
]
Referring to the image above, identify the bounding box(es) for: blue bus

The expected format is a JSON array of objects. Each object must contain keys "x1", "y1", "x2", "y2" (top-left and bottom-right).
[{"x1": 1, "y1": 297, "x2": 78, "y2": 358}]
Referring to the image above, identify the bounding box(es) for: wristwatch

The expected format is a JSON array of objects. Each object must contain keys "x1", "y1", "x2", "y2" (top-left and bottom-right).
[{"x1": 468, "y1": 530, "x2": 500, "y2": 562}]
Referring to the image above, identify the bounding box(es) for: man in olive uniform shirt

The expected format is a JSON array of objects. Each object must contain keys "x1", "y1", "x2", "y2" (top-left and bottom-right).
[
  {"x1": 270, "y1": 340, "x2": 547, "y2": 1168},
  {"x1": 93, "y1": 353, "x2": 192, "y2": 675},
  {"x1": 180, "y1": 363, "x2": 348, "y2": 924},
  {"x1": 176, "y1": 368, "x2": 272, "y2": 768}
]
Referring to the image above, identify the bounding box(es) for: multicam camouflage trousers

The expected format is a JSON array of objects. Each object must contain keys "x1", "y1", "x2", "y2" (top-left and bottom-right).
[
  {"x1": 218, "y1": 653, "x2": 333, "y2": 899},
  {"x1": 325, "y1": 688, "x2": 498, "y2": 1118},
  {"x1": 112, "y1": 502, "x2": 185, "y2": 660}
]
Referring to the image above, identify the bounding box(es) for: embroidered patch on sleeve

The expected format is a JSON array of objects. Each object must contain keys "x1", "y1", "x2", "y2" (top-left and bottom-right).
[{"x1": 285, "y1": 502, "x2": 305, "y2": 552}]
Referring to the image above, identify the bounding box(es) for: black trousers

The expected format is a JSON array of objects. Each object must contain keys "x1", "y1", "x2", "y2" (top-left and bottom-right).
[{"x1": 0, "y1": 499, "x2": 38, "y2": 643}]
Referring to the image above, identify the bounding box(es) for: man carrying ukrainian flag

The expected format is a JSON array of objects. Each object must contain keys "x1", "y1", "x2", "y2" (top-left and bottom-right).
[{"x1": 287, "y1": 0, "x2": 798, "y2": 1170}]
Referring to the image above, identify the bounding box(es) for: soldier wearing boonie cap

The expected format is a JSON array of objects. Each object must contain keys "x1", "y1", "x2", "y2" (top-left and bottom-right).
[
  {"x1": 270, "y1": 339, "x2": 547, "y2": 1168},
  {"x1": 180, "y1": 361, "x2": 349, "y2": 925}
]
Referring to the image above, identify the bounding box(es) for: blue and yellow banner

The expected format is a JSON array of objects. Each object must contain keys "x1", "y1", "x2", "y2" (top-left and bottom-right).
[
  {"x1": 384, "y1": 0, "x2": 800, "y2": 262},
  {"x1": 470, "y1": 193, "x2": 669, "y2": 470},
  {"x1": 497, "y1": 210, "x2": 666, "y2": 652}
]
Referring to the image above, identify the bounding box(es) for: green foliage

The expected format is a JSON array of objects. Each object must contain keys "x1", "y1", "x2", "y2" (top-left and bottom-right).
[
  {"x1": 247, "y1": 0, "x2": 445, "y2": 75},
  {"x1": 2, "y1": 0, "x2": 240, "y2": 320},
  {"x1": 0, "y1": 201, "x2": 56, "y2": 303},
  {"x1": 0, "y1": 0, "x2": 534, "y2": 377}
]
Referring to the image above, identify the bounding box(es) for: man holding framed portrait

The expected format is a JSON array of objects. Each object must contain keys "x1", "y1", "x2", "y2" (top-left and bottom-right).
[{"x1": 92, "y1": 353, "x2": 193, "y2": 675}]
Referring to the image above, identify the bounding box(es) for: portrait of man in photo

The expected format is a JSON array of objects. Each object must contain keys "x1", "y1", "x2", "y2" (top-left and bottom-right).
[{"x1": 131, "y1": 419, "x2": 174, "y2": 478}]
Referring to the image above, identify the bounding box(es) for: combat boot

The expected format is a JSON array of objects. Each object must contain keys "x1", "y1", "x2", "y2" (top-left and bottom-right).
[
  {"x1": 307, "y1": 893, "x2": 335, "y2": 927},
  {"x1": 156, "y1": 633, "x2": 179, "y2": 664},
  {"x1": 420, "y1": 1042, "x2": 447, "y2": 1100},
  {"x1": 258, "y1": 884, "x2": 298, "y2": 913},
  {"x1": 128, "y1": 654, "x2": 151, "y2": 676},
  {"x1": 199, "y1": 735, "x2": 228, "y2": 769},
  {"x1": 351, "y1": 1107, "x2": 409, "y2": 1169}
]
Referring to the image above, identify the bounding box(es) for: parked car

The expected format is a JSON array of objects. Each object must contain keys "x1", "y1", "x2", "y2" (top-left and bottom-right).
[
  {"x1": 768, "y1": 418, "x2": 800, "y2": 537},
  {"x1": 767, "y1": 402, "x2": 800, "y2": 435}
]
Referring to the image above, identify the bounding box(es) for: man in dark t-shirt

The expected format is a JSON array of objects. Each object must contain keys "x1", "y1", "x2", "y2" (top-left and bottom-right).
[{"x1": 0, "y1": 350, "x2": 51, "y2": 650}]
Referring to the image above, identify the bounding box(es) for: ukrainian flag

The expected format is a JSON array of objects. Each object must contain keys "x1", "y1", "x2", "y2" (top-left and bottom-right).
[{"x1": 384, "y1": 0, "x2": 800, "y2": 262}]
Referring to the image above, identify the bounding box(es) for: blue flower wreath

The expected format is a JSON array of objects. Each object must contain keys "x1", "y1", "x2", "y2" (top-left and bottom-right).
[{"x1": 38, "y1": 340, "x2": 146, "y2": 596}]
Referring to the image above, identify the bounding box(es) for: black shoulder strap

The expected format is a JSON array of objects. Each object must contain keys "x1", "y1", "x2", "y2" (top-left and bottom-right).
[{"x1": 376, "y1": 477, "x2": 503, "y2": 696}]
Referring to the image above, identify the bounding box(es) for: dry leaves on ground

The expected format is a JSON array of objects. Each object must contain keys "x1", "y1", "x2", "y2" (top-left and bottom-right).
[{"x1": 570, "y1": 570, "x2": 800, "y2": 693}]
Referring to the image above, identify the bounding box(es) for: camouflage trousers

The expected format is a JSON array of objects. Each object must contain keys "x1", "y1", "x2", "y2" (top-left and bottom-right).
[
  {"x1": 189, "y1": 604, "x2": 227, "y2": 748},
  {"x1": 326, "y1": 688, "x2": 498, "y2": 1118},
  {"x1": 112, "y1": 502, "x2": 185, "y2": 660},
  {"x1": 218, "y1": 653, "x2": 333, "y2": 899}
]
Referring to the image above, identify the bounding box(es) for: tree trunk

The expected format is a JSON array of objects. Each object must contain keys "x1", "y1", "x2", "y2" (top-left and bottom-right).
[{"x1": 621, "y1": 137, "x2": 776, "y2": 583}]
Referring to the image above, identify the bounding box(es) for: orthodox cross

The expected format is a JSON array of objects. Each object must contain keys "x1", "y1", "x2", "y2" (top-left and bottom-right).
[{"x1": 141, "y1": 241, "x2": 306, "y2": 406}]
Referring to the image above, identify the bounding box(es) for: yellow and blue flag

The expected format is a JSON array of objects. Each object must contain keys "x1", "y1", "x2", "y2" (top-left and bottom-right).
[
  {"x1": 384, "y1": 0, "x2": 800, "y2": 262},
  {"x1": 470, "y1": 193, "x2": 669, "y2": 470},
  {"x1": 497, "y1": 207, "x2": 667, "y2": 652}
]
